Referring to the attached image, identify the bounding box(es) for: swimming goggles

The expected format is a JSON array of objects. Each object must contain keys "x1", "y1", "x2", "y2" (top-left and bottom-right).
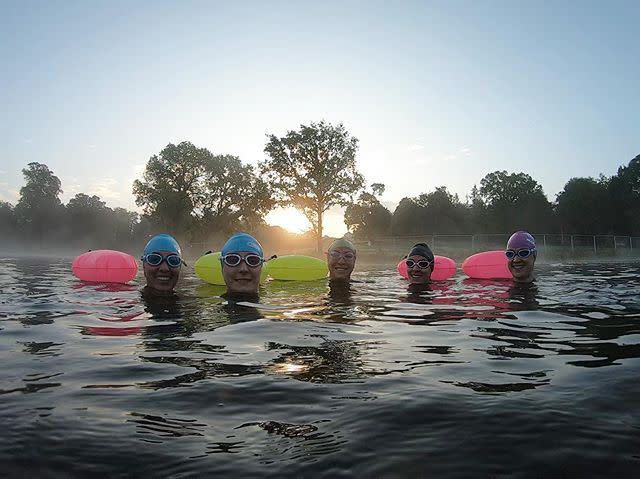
[
  {"x1": 142, "y1": 253, "x2": 183, "y2": 268},
  {"x1": 406, "y1": 259, "x2": 433, "y2": 269},
  {"x1": 505, "y1": 248, "x2": 536, "y2": 260},
  {"x1": 329, "y1": 251, "x2": 355, "y2": 260},
  {"x1": 222, "y1": 253, "x2": 264, "y2": 268}
]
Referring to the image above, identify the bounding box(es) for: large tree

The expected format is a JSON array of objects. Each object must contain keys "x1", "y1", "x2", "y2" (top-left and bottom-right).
[
  {"x1": 556, "y1": 177, "x2": 611, "y2": 234},
  {"x1": 0, "y1": 201, "x2": 16, "y2": 242},
  {"x1": 478, "y1": 170, "x2": 555, "y2": 232},
  {"x1": 608, "y1": 154, "x2": 640, "y2": 234},
  {"x1": 66, "y1": 193, "x2": 110, "y2": 243},
  {"x1": 344, "y1": 183, "x2": 391, "y2": 240},
  {"x1": 197, "y1": 154, "x2": 274, "y2": 235},
  {"x1": 260, "y1": 121, "x2": 364, "y2": 253},
  {"x1": 133, "y1": 142, "x2": 207, "y2": 233},
  {"x1": 14, "y1": 162, "x2": 64, "y2": 241},
  {"x1": 414, "y1": 186, "x2": 468, "y2": 234}
]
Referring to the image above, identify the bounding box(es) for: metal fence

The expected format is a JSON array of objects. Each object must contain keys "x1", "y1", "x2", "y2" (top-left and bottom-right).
[{"x1": 364, "y1": 234, "x2": 640, "y2": 254}]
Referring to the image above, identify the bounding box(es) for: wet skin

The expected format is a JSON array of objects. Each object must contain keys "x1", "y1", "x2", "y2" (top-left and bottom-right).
[
  {"x1": 407, "y1": 254, "x2": 432, "y2": 284},
  {"x1": 143, "y1": 250, "x2": 181, "y2": 294},
  {"x1": 222, "y1": 251, "x2": 262, "y2": 294},
  {"x1": 327, "y1": 247, "x2": 356, "y2": 281},
  {"x1": 508, "y1": 251, "x2": 536, "y2": 283}
]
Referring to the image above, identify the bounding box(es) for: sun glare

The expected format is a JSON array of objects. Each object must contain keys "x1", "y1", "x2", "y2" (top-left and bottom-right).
[{"x1": 265, "y1": 207, "x2": 311, "y2": 234}]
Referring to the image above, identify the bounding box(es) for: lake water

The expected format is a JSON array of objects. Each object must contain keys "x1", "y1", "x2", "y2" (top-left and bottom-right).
[{"x1": 1, "y1": 257, "x2": 639, "y2": 477}]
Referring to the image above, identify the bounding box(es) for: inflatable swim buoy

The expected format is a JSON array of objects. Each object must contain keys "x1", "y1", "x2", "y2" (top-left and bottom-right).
[
  {"x1": 72, "y1": 249, "x2": 138, "y2": 283},
  {"x1": 194, "y1": 251, "x2": 269, "y2": 285},
  {"x1": 264, "y1": 255, "x2": 328, "y2": 281},
  {"x1": 462, "y1": 250, "x2": 511, "y2": 279},
  {"x1": 397, "y1": 255, "x2": 457, "y2": 281}
]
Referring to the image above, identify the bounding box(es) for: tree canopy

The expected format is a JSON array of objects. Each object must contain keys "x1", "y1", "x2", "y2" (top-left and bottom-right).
[
  {"x1": 14, "y1": 162, "x2": 64, "y2": 241},
  {"x1": 260, "y1": 121, "x2": 364, "y2": 252},
  {"x1": 133, "y1": 142, "x2": 273, "y2": 243},
  {"x1": 344, "y1": 184, "x2": 392, "y2": 240}
]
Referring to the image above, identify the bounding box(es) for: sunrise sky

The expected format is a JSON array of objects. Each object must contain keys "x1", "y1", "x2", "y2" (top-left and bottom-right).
[{"x1": 2, "y1": 1, "x2": 638, "y2": 236}]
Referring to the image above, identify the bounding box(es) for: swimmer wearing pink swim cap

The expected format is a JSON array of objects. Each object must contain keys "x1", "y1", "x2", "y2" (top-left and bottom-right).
[{"x1": 505, "y1": 231, "x2": 536, "y2": 283}]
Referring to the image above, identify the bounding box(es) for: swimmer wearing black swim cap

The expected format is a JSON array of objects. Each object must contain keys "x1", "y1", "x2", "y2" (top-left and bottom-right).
[{"x1": 405, "y1": 243, "x2": 434, "y2": 285}]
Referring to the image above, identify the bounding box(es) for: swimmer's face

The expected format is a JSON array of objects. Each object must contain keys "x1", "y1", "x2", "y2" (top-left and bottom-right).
[
  {"x1": 143, "y1": 250, "x2": 181, "y2": 293},
  {"x1": 222, "y1": 251, "x2": 262, "y2": 294},
  {"x1": 508, "y1": 250, "x2": 536, "y2": 283},
  {"x1": 327, "y1": 247, "x2": 356, "y2": 281},
  {"x1": 406, "y1": 255, "x2": 432, "y2": 284}
]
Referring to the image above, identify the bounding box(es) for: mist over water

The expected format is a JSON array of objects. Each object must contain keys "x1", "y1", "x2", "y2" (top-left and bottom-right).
[{"x1": 1, "y1": 257, "x2": 640, "y2": 477}]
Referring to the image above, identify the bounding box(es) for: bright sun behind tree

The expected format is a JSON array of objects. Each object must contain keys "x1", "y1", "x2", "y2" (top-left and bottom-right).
[{"x1": 265, "y1": 207, "x2": 312, "y2": 234}]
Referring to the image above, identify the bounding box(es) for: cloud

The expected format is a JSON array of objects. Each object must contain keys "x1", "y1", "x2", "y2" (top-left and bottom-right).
[
  {"x1": 89, "y1": 178, "x2": 121, "y2": 202},
  {"x1": 407, "y1": 144, "x2": 425, "y2": 152},
  {"x1": 460, "y1": 147, "x2": 472, "y2": 156},
  {"x1": 0, "y1": 183, "x2": 20, "y2": 203}
]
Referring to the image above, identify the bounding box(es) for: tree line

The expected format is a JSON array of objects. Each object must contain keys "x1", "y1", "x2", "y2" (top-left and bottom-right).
[{"x1": 1, "y1": 121, "x2": 638, "y2": 255}]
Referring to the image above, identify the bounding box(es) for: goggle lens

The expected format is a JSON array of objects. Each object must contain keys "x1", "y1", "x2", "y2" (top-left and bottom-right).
[
  {"x1": 222, "y1": 254, "x2": 263, "y2": 268},
  {"x1": 330, "y1": 251, "x2": 355, "y2": 260},
  {"x1": 406, "y1": 259, "x2": 432, "y2": 269},
  {"x1": 505, "y1": 248, "x2": 535, "y2": 259},
  {"x1": 145, "y1": 253, "x2": 182, "y2": 267}
]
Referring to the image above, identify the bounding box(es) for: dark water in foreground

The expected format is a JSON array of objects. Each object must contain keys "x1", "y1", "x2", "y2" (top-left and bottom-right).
[{"x1": 1, "y1": 258, "x2": 639, "y2": 477}]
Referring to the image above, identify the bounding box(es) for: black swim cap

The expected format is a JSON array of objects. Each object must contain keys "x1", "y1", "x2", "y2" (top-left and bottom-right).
[{"x1": 407, "y1": 243, "x2": 434, "y2": 263}]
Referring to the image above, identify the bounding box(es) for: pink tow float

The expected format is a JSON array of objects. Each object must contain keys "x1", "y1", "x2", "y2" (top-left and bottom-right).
[
  {"x1": 462, "y1": 250, "x2": 511, "y2": 279},
  {"x1": 397, "y1": 256, "x2": 457, "y2": 281},
  {"x1": 72, "y1": 250, "x2": 138, "y2": 283}
]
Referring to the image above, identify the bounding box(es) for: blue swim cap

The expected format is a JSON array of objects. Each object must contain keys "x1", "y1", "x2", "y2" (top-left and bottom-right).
[
  {"x1": 143, "y1": 234, "x2": 181, "y2": 256},
  {"x1": 221, "y1": 233, "x2": 263, "y2": 257}
]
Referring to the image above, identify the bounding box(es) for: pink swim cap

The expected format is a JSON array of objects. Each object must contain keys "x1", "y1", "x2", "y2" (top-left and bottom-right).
[{"x1": 507, "y1": 231, "x2": 536, "y2": 250}]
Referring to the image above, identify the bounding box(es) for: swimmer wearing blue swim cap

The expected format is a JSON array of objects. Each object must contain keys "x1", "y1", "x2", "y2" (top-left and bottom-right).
[
  {"x1": 220, "y1": 233, "x2": 265, "y2": 296},
  {"x1": 141, "y1": 233, "x2": 183, "y2": 294}
]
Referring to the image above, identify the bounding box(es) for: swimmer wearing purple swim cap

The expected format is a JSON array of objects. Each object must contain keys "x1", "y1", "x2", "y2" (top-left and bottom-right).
[
  {"x1": 220, "y1": 233, "x2": 265, "y2": 297},
  {"x1": 505, "y1": 231, "x2": 536, "y2": 283}
]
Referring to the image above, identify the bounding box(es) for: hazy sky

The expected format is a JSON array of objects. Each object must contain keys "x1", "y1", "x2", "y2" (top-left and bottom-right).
[{"x1": 1, "y1": 0, "x2": 638, "y2": 236}]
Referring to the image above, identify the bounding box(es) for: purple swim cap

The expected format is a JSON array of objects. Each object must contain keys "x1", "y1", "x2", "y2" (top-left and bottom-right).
[{"x1": 507, "y1": 231, "x2": 536, "y2": 250}]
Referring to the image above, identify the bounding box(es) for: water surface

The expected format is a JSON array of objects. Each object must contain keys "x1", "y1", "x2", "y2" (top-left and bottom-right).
[{"x1": 1, "y1": 258, "x2": 639, "y2": 477}]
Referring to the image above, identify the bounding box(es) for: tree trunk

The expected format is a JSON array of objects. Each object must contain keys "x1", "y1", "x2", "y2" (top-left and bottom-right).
[{"x1": 316, "y1": 209, "x2": 323, "y2": 255}]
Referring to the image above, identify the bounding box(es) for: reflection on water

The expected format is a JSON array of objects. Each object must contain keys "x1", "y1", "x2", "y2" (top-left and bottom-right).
[{"x1": 1, "y1": 258, "x2": 640, "y2": 476}]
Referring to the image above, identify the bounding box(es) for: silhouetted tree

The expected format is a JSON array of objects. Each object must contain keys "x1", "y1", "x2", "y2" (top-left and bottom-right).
[
  {"x1": 415, "y1": 186, "x2": 468, "y2": 234},
  {"x1": 608, "y1": 154, "x2": 640, "y2": 235},
  {"x1": 66, "y1": 193, "x2": 111, "y2": 242},
  {"x1": 391, "y1": 197, "x2": 424, "y2": 236},
  {"x1": 133, "y1": 142, "x2": 207, "y2": 234},
  {"x1": 261, "y1": 121, "x2": 364, "y2": 253},
  {"x1": 479, "y1": 171, "x2": 555, "y2": 232},
  {"x1": 0, "y1": 201, "x2": 17, "y2": 243},
  {"x1": 556, "y1": 177, "x2": 611, "y2": 234},
  {"x1": 14, "y1": 162, "x2": 64, "y2": 242},
  {"x1": 197, "y1": 154, "x2": 274, "y2": 236},
  {"x1": 344, "y1": 184, "x2": 391, "y2": 240}
]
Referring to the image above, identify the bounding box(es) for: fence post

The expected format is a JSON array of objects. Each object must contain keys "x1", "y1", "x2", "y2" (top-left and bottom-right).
[
  {"x1": 631, "y1": 236, "x2": 633, "y2": 250},
  {"x1": 471, "y1": 235, "x2": 475, "y2": 251},
  {"x1": 571, "y1": 235, "x2": 574, "y2": 251},
  {"x1": 614, "y1": 236, "x2": 617, "y2": 250},
  {"x1": 543, "y1": 234, "x2": 547, "y2": 249},
  {"x1": 593, "y1": 235, "x2": 597, "y2": 253}
]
